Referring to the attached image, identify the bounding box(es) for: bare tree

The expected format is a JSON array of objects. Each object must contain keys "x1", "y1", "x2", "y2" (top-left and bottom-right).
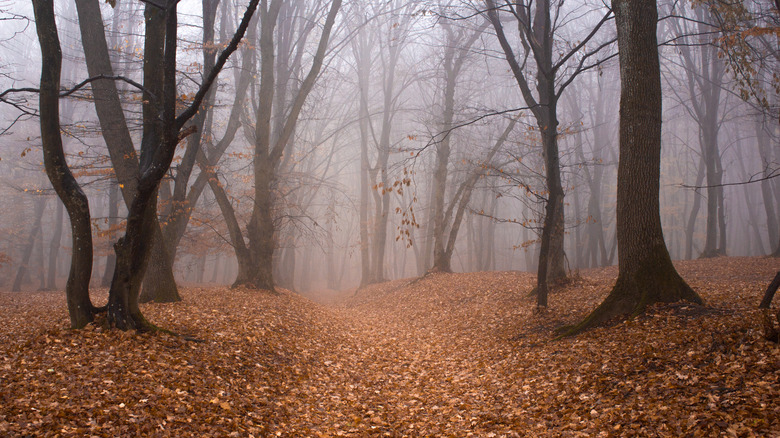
[
  {"x1": 483, "y1": 0, "x2": 614, "y2": 307},
  {"x1": 32, "y1": 0, "x2": 98, "y2": 328},
  {"x1": 668, "y1": 5, "x2": 729, "y2": 258},
  {"x1": 213, "y1": 0, "x2": 342, "y2": 290}
]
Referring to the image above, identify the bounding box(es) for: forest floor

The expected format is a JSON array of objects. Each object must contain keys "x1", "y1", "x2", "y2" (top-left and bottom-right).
[{"x1": 0, "y1": 257, "x2": 778, "y2": 437}]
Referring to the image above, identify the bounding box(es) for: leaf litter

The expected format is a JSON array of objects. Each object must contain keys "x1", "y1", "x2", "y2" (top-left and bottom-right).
[{"x1": 0, "y1": 257, "x2": 778, "y2": 436}]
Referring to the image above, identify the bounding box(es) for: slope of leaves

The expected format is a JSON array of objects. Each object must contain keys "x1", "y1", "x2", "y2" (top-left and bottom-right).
[{"x1": 1, "y1": 257, "x2": 778, "y2": 437}]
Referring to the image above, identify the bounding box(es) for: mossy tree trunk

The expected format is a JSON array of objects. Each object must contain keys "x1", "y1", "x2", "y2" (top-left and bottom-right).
[{"x1": 566, "y1": 0, "x2": 703, "y2": 334}]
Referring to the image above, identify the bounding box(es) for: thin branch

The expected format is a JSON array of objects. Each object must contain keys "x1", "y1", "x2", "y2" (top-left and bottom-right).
[
  {"x1": 680, "y1": 167, "x2": 780, "y2": 189},
  {"x1": 0, "y1": 74, "x2": 153, "y2": 100}
]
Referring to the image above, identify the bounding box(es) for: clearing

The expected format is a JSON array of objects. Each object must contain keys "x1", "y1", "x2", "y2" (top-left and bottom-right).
[{"x1": 1, "y1": 257, "x2": 778, "y2": 437}]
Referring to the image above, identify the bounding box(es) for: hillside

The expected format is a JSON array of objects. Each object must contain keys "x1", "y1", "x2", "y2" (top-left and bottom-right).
[{"x1": 1, "y1": 257, "x2": 778, "y2": 436}]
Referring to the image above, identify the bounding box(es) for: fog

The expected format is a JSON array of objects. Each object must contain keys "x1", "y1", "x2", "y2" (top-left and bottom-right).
[{"x1": 0, "y1": 0, "x2": 777, "y2": 295}]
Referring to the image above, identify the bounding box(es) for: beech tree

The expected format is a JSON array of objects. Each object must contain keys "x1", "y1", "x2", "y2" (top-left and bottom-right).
[
  {"x1": 29, "y1": 0, "x2": 260, "y2": 329},
  {"x1": 668, "y1": 5, "x2": 728, "y2": 258},
  {"x1": 429, "y1": 17, "x2": 489, "y2": 273},
  {"x1": 483, "y1": 0, "x2": 614, "y2": 307},
  {"x1": 211, "y1": 0, "x2": 341, "y2": 291},
  {"x1": 74, "y1": 0, "x2": 182, "y2": 303},
  {"x1": 32, "y1": 0, "x2": 99, "y2": 328},
  {"x1": 566, "y1": 0, "x2": 703, "y2": 334}
]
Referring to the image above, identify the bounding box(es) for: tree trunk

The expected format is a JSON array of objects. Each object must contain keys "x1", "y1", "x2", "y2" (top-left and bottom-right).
[
  {"x1": 136, "y1": 4, "x2": 181, "y2": 303},
  {"x1": 33, "y1": 0, "x2": 97, "y2": 328},
  {"x1": 101, "y1": 180, "x2": 118, "y2": 287},
  {"x1": 566, "y1": 0, "x2": 702, "y2": 334},
  {"x1": 75, "y1": 0, "x2": 180, "y2": 302},
  {"x1": 755, "y1": 118, "x2": 779, "y2": 253},
  {"x1": 13, "y1": 198, "x2": 47, "y2": 292},
  {"x1": 685, "y1": 159, "x2": 706, "y2": 259},
  {"x1": 246, "y1": 158, "x2": 276, "y2": 291},
  {"x1": 139, "y1": 224, "x2": 180, "y2": 302},
  {"x1": 106, "y1": 0, "x2": 259, "y2": 328},
  {"x1": 46, "y1": 199, "x2": 64, "y2": 290}
]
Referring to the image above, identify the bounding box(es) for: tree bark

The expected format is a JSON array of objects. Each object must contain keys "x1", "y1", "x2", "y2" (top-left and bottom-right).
[
  {"x1": 566, "y1": 0, "x2": 702, "y2": 334},
  {"x1": 101, "y1": 180, "x2": 118, "y2": 287}
]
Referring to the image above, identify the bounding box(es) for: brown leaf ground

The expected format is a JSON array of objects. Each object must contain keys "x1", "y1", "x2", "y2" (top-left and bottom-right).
[{"x1": 1, "y1": 257, "x2": 778, "y2": 437}]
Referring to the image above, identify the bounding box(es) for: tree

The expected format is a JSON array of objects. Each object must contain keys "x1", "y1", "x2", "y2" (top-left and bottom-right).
[
  {"x1": 349, "y1": 0, "x2": 419, "y2": 285},
  {"x1": 214, "y1": 0, "x2": 341, "y2": 291},
  {"x1": 429, "y1": 17, "x2": 489, "y2": 273},
  {"x1": 74, "y1": 0, "x2": 181, "y2": 303},
  {"x1": 668, "y1": 5, "x2": 729, "y2": 258},
  {"x1": 483, "y1": 0, "x2": 614, "y2": 307},
  {"x1": 32, "y1": 0, "x2": 99, "y2": 328},
  {"x1": 699, "y1": 0, "x2": 779, "y2": 256},
  {"x1": 565, "y1": 0, "x2": 703, "y2": 334},
  {"x1": 11, "y1": 195, "x2": 46, "y2": 292},
  {"x1": 104, "y1": 0, "x2": 259, "y2": 330}
]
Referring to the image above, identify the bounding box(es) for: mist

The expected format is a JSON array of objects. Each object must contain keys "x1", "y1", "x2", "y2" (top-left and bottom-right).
[{"x1": 0, "y1": 0, "x2": 777, "y2": 297}]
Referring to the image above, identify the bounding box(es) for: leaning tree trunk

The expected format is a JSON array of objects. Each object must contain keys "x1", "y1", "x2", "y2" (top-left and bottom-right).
[
  {"x1": 33, "y1": 0, "x2": 97, "y2": 328},
  {"x1": 565, "y1": 0, "x2": 702, "y2": 334}
]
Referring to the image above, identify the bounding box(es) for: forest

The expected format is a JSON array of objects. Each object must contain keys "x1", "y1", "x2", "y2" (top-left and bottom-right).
[{"x1": 0, "y1": 0, "x2": 778, "y2": 436}]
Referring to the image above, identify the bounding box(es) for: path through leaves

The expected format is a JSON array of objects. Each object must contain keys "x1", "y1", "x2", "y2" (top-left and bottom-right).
[{"x1": 1, "y1": 257, "x2": 778, "y2": 436}]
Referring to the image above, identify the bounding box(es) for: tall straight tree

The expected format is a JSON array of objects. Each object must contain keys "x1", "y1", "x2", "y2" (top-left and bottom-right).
[
  {"x1": 483, "y1": 0, "x2": 614, "y2": 307},
  {"x1": 430, "y1": 17, "x2": 488, "y2": 273},
  {"x1": 668, "y1": 5, "x2": 728, "y2": 258},
  {"x1": 566, "y1": 0, "x2": 703, "y2": 334},
  {"x1": 349, "y1": 0, "x2": 417, "y2": 284}
]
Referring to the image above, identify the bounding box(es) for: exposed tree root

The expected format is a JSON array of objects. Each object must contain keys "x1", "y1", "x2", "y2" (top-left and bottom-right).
[{"x1": 557, "y1": 262, "x2": 703, "y2": 338}]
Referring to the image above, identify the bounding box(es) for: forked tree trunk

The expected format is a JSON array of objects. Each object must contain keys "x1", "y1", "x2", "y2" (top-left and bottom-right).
[
  {"x1": 75, "y1": 0, "x2": 180, "y2": 302},
  {"x1": 105, "y1": 0, "x2": 259, "y2": 328},
  {"x1": 565, "y1": 0, "x2": 702, "y2": 334}
]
